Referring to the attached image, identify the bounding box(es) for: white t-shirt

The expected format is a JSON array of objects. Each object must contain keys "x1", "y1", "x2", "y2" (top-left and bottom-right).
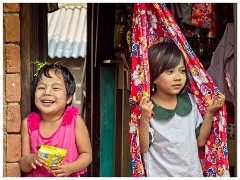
[{"x1": 142, "y1": 93, "x2": 203, "y2": 177}]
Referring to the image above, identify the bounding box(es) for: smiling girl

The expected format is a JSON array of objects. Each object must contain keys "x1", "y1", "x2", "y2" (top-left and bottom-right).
[{"x1": 20, "y1": 64, "x2": 92, "y2": 177}]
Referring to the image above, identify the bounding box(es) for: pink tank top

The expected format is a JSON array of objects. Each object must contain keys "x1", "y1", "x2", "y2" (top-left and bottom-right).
[{"x1": 24, "y1": 106, "x2": 87, "y2": 177}]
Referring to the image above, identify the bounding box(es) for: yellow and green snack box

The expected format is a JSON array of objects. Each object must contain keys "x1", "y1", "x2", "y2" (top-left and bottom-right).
[{"x1": 37, "y1": 145, "x2": 67, "y2": 169}]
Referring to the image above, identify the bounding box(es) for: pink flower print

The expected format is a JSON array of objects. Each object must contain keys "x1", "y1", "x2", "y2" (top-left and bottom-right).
[
  {"x1": 207, "y1": 151, "x2": 217, "y2": 165},
  {"x1": 132, "y1": 69, "x2": 142, "y2": 86}
]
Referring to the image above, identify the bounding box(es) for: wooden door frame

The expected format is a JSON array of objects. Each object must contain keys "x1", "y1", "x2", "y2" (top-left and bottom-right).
[
  {"x1": 86, "y1": 3, "x2": 99, "y2": 176},
  {"x1": 20, "y1": 3, "x2": 48, "y2": 119},
  {"x1": 86, "y1": 3, "x2": 116, "y2": 177}
]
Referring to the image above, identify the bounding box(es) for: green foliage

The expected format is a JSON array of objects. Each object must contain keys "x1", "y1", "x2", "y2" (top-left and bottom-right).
[{"x1": 31, "y1": 61, "x2": 59, "y2": 77}]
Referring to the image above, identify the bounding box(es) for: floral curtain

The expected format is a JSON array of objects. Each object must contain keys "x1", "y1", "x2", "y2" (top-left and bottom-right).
[
  {"x1": 129, "y1": 3, "x2": 229, "y2": 177},
  {"x1": 191, "y1": 3, "x2": 212, "y2": 28}
]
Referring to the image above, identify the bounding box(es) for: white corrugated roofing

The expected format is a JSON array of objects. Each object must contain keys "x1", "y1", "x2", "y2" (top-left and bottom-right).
[{"x1": 48, "y1": 6, "x2": 87, "y2": 58}]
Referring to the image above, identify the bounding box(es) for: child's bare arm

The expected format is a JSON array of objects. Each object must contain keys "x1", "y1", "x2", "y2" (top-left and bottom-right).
[
  {"x1": 74, "y1": 115, "x2": 92, "y2": 171},
  {"x1": 19, "y1": 118, "x2": 47, "y2": 172},
  {"x1": 139, "y1": 96, "x2": 154, "y2": 153},
  {"x1": 197, "y1": 93, "x2": 225, "y2": 147},
  {"x1": 49, "y1": 115, "x2": 92, "y2": 177}
]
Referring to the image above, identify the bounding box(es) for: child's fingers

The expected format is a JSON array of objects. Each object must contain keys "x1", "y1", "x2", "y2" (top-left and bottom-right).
[
  {"x1": 216, "y1": 92, "x2": 225, "y2": 100},
  {"x1": 31, "y1": 162, "x2": 36, "y2": 169},
  {"x1": 149, "y1": 104, "x2": 154, "y2": 110},
  {"x1": 49, "y1": 166, "x2": 67, "y2": 177},
  {"x1": 217, "y1": 95, "x2": 225, "y2": 106},
  {"x1": 212, "y1": 93, "x2": 225, "y2": 105},
  {"x1": 145, "y1": 99, "x2": 153, "y2": 110},
  {"x1": 31, "y1": 158, "x2": 42, "y2": 169},
  {"x1": 217, "y1": 92, "x2": 224, "y2": 96},
  {"x1": 212, "y1": 98, "x2": 223, "y2": 108},
  {"x1": 49, "y1": 165, "x2": 59, "y2": 170},
  {"x1": 139, "y1": 96, "x2": 145, "y2": 106},
  {"x1": 139, "y1": 96, "x2": 150, "y2": 106},
  {"x1": 37, "y1": 158, "x2": 48, "y2": 167}
]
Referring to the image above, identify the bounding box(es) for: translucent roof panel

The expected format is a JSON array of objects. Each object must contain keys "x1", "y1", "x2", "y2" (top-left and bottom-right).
[{"x1": 48, "y1": 6, "x2": 87, "y2": 58}]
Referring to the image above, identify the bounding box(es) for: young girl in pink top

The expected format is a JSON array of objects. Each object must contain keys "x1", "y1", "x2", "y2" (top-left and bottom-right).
[{"x1": 20, "y1": 64, "x2": 92, "y2": 177}]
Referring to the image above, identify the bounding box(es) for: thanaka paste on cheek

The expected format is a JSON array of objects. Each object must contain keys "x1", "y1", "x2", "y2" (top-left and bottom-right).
[{"x1": 42, "y1": 80, "x2": 62, "y2": 94}]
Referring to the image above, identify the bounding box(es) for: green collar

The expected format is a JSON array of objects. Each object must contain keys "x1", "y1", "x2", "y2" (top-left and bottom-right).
[{"x1": 150, "y1": 92, "x2": 192, "y2": 120}]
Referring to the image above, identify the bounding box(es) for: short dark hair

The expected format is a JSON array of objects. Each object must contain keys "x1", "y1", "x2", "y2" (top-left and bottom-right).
[
  {"x1": 32, "y1": 64, "x2": 76, "y2": 106},
  {"x1": 148, "y1": 42, "x2": 186, "y2": 87}
]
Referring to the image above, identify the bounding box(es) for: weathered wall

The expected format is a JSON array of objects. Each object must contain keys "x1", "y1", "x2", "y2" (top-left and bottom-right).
[{"x1": 3, "y1": 3, "x2": 21, "y2": 177}]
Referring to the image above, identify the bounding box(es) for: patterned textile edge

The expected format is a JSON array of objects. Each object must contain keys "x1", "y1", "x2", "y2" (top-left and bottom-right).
[
  {"x1": 129, "y1": 3, "x2": 149, "y2": 177},
  {"x1": 129, "y1": 3, "x2": 230, "y2": 177}
]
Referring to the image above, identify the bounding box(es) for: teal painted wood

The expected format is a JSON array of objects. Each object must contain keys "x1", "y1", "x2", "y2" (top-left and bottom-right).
[{"x1": 100, "y1": 67, "x2": 116, "y2": 177}]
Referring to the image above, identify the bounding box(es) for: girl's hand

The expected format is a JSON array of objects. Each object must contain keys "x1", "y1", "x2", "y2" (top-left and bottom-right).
[
  {"x1": 207, "y1": 92, "x2": 225, "y2": 115},
  {"x1": 49, "y1": 162, "x2": 72, "y2": 177},
  {"x1": 139, "y1": 96, "x2": 154, "y2": 122},
  {"x1": 29, "y1": 153, "x2": 48, "y2": 169}
]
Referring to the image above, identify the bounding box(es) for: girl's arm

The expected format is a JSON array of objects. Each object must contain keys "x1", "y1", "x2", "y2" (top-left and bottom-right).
[
  {"x1": 50, "y1": 115, "x2": 92, "y2": 176},
  {"x1": 139, "y1": 96, "x2": 154, "y2": 153},
  {"x1": 197, "y1": 93, "x2": 225, "y2": 147},
  {"x1": 71, "y1": 115, "x2": 92, "y2": 172},
  {"x1": 19, "y1": 118, "x2": 47, "y2": 172}
]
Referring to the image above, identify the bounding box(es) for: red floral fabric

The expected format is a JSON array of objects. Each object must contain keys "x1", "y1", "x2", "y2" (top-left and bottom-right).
[
  {"x1": 129, "y1": 3, "x2": 229, "y2": 177},
  {"x1": 191, "y1": 3, "x2": 212, "y2": 28}
]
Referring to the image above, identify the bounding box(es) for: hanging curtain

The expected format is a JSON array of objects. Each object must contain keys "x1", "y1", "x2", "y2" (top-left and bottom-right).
[
  {"x1": 129, "y1": 3, "x2": 229, "y2": 177},
  {"x1": 191, "y1": 3, "x2": 212, "y2": 28}
]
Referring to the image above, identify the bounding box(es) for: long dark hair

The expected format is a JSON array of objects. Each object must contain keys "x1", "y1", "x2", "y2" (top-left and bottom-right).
[{"x1": 148, "y1": 42, "x2": 187, "y2": 93}]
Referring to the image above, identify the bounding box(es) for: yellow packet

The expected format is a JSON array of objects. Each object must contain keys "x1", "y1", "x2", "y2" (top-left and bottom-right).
[{"x1": 37, "y1": 145, "x2": 67, "y2": 169}]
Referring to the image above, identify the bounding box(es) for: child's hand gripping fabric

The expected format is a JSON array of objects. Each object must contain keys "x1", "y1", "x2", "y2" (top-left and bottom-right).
[
  {"x1": 139, "y1": 96, "x2": 154, "y2": 121},
  {"x1": 197, "y1": 92, "x2": 225, "y2": 147},
  {"x1": 207, "y1": 92, "x2": 226, "y2": 114},
  {"x1": 139, "y1": 96, "x2": 154, "y2": 153}
]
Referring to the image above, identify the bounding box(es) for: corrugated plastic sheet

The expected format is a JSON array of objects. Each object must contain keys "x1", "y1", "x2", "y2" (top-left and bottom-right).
[{"x1": 48, "y1": 6, "x2": 87, "y2": 58}]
